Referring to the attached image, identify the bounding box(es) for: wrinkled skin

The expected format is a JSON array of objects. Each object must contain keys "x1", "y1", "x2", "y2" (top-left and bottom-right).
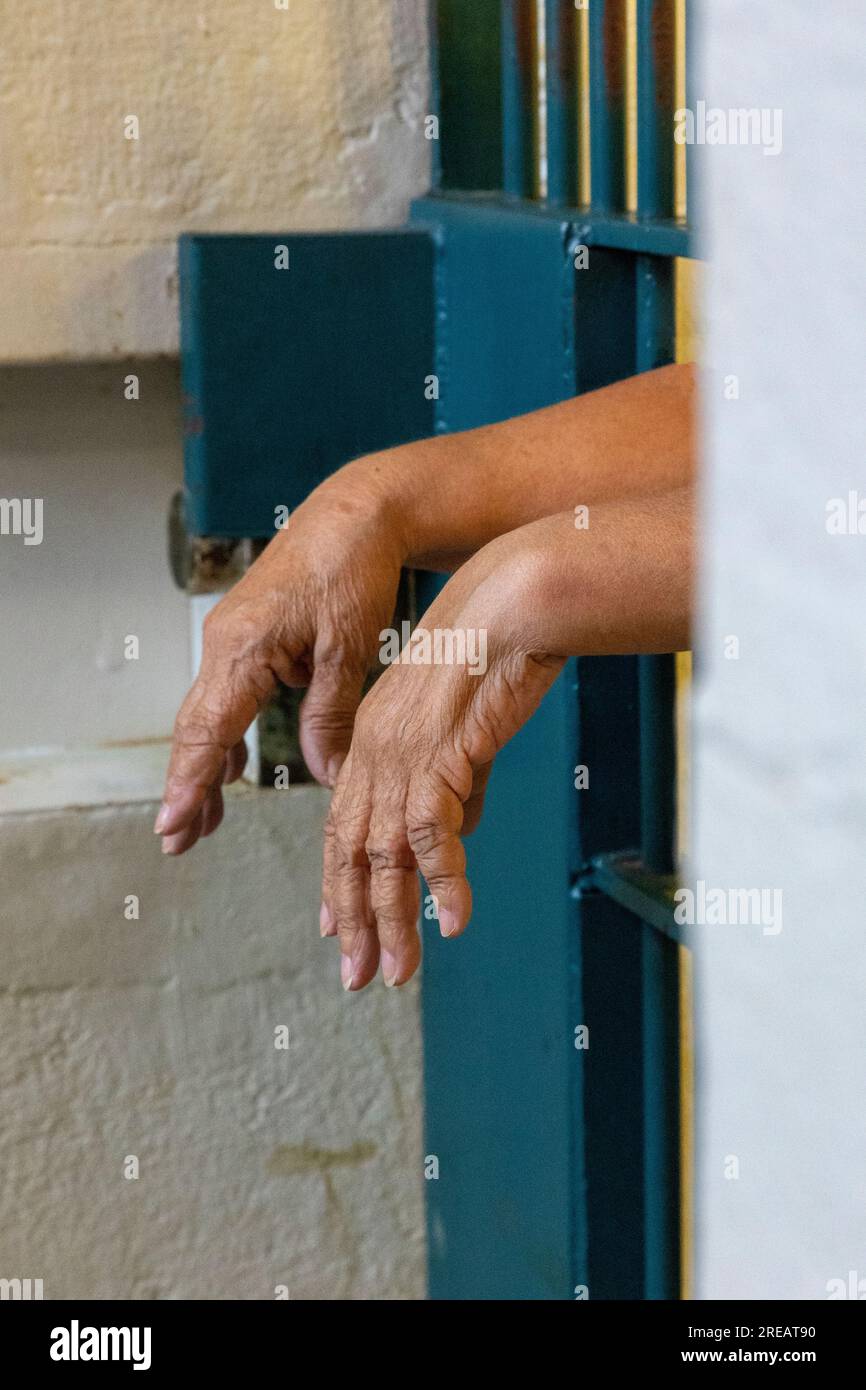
[
  {"x1": 321, "y1": 536, "x2": 564, "y2": 990},
  {"x1": 155, "y1": 482, "x2": 404, "y2": 854}
]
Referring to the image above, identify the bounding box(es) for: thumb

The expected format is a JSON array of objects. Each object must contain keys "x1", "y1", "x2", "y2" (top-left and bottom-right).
[{"x1": 299, "y1": 653, "x2": 368, "y2": 787}]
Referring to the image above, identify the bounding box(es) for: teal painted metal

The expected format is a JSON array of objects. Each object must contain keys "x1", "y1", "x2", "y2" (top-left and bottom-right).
[
  {"x1": 633, "y1": 223, "x2": 681, "y2": 1299},
  {"x1": 435, "y1": 0, "x2": 503, "y2": 191},
  {"x1": 411, "y1": 197, "x2": 578, "y2": 426},
  {"x1": 179, "y1": 231, "x2": 435, "y2": 538},
  {"x1": 589, "y1": 853, "x2": 682, "y2": 944},
  {"x1": 636, "y1": 0, "x2": 676, "y2": 220},
  {"x1": 425, "y1": 189, "x2": 693, "y2": 258},
  {"x1": 409, "y1": 192, "x2": 684, "y2": 1299},
  {"x1": 589, "y1": 0, "x2": 627, "y2": 211},
  {"x1": 502, "y1": 0, "x2": 536, "y2": 197},
  {"x1": 423, "y1": 668, "x2": 584, "y2": 1299},
  {"x1": 544, "y1": 0, "x2": 580, "y2": 205},
  {"x1": 410, "y1": 197, "x2": 586, "y2": 1298}
]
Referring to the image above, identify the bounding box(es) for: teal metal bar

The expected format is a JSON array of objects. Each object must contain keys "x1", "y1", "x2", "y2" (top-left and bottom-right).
[
  {"x1": 642, "y1": 924, "x2": 681, "y2": 1297},
  {"x1": 589, "y1": 852, "x2": 682, "y2": 944},
  {"x1": 589, "y1": 0, "x2": 627, "y2": 212},
  {"x1": 422, "y1": 189, "x2": 694, "y2": 257},
  {"x1": 638, "y1": 649, "x2": 677, "y2": 875},
  {"x1": 634, "y1": 240, "x2": 680, "y2": 1299},
  {"x1": 544, "y1": 0, "x2": 580, "y2": 205},
  {"x1": 636, "y1": 0, "x2": 676, "y2": 220},
  {"x1": 502, "y1": 0, "x2": 536, "y2": 197},
  {"x1": 435, "y1": 0, "x2": 503, "y2": 191},
  {"x1": 635, "y1": 250, "x2": 676, "y2": 879},
  {"x1": 574, "y1": 209, "x2": 690, "y2": 257}
]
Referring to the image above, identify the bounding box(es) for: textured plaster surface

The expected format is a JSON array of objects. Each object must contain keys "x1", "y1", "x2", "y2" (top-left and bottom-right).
[
  {"x1": 0, "y1": 0, "x2": 431, "y2": 359},
  {"x1": 0, "y1": 786, "x2": 425, "y2": 1300}
]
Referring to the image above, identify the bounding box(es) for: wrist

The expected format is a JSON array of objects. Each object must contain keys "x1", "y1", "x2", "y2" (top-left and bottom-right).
[{"x1": 339, "y1": 443, "x2": 451, "y2": 567}]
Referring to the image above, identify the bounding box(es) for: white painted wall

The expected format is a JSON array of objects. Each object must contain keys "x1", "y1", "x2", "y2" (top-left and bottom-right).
[
  {"x1": 694, "y1": 1, "x2": 866, "y2": 1299},
  {"x1": 0, "y1": 363, "x2": 190, "y2": 757},
  {"x1": 0, "y1": 0, "x2": 430, "y2": 1299}
]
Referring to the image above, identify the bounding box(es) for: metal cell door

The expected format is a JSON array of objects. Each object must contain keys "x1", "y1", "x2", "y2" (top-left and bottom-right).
[{"x1": 178, "y1": 0, "x2": 699, "y2": 1301}]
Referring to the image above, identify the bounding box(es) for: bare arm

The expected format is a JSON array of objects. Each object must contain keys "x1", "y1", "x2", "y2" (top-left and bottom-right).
[
  {"x1": 328, "y1": 362, "x2": 696, "y2": 570},
  {"x1": 156, "y1": 367, "x2": 696, "y2": 852}
]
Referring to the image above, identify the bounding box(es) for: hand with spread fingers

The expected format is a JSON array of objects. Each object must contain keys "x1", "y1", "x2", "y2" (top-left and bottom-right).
[{"x1": 322, "y1": 491, "x2": 693, "y2": 991}]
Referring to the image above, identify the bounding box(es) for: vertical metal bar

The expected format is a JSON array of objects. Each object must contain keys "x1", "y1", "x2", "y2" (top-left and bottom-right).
[
  {"x1": 642, "y1": 924, "x2": 681, "y2": 1297},
  {"x1": 635, "y1": 230, "x2": 680, "y2": 1296},
  {"x1": 638, "y1": 646, "x2": 677, "y2": 873},
  {"x1": 636, "y1": 0, "x2": 676, "y2": 219},
  {"x1": 502, "y1": 0, "x2": 537, "y2": 197},
  {"x1": 685, "y1": 0, "x2": 699, "y2": 233},
  {"x1": 436, "y1": 0, "x2": 504, "y2": 191},
  {"x1": 544, "y1": 0, "x2": 580, "y2": 204},
  {"x1": 636, "y1": 250, "x2": 676, "y2": 878},
  {"x1": 589, "y1": 0, "x2": 628, "y2": 211}
]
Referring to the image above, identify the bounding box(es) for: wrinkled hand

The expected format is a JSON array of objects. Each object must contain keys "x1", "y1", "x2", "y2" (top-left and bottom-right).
[
  {"x1": 155, "y1": 476, "x2": 405, "y2": 854},
  {"x1": 321, "y1": 537, "x2": 564, "y2": 990}
]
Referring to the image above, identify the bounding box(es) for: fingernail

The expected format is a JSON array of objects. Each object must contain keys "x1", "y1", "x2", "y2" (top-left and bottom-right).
[
  {"x1": 154, "y1": 803, "x2": 170, "y2": 834},
  {"x1": 340, "y1": 954, "x2": 355, "y2": 991},
  {"x1": 161, "y1": 838, "x2": 174, "y2": 856},
  {"x1": 327, "y1": 756, "x2": 343, "y2": 789},
  {"x1": 319, "y1": 902, "x2": 336, "y2": 938},
  {"x1": 381, "y1": 950, "x2": 399, "y2": 987},
  {"x1": 439, "y1": 908, "x2": 460, "y2": 938}
]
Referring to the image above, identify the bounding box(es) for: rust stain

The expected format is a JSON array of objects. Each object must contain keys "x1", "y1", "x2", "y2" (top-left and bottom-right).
[{"x1": 100, "y1": 735, "x2": 171, "y2": 750}]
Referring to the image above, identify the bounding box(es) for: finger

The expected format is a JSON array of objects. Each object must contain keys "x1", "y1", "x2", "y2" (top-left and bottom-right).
[
  {"x1": 461, "y1": 761, "x2": 493, "y2": 836},
  {"x1": 407, "y1": 773, "x2": 473, "y2": 940},
  {"x1": 299, "y1": 647, "x2": 367, "y2": 789},
  {"x1": 320, "y1": 810, "x2": 338, "y2": 938},
  {"x1": 161, "y1": 808, "x2": 204, "y2": 857},
  {"x1": 366, "y1": 812, "x2": 422, "y2": 988},
  {"x1": 156, "y1": 655, "x2": 273, "y2": 838},
  {"x1": 223, "y1": 740, "x2": 248, "y2": 785},
  {"x1": 330, "y1": 780, "x2": 379, "y2": 991},
  {"x1": 200, "y1": 785, "x2": 224, "y2": 838}
]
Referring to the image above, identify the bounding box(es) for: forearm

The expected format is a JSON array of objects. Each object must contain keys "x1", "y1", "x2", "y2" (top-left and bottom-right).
[
  {"x1": 450, "y1": 486, "x2": 694, "y2": 657},
  {"x1": 329, "y1": 363, "x2": 696, "y2": 571}
]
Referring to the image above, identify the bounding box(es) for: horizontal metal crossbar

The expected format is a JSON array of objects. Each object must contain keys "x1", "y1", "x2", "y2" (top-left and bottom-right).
[
  {"x1": 420, "y1": 190, "x2": 694, "y2": 259},
  {"x1": 582, "y1": 850, "x2": 686, "y2": 946}
]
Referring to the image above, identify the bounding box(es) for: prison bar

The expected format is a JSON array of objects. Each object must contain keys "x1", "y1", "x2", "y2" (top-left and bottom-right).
[
  {"x1": 544, "y1": 0, "x2": 580, "y2": 204},
  {"x1": 589, "y1": 0, "x2": 628, "y2": 212},
  {"x1": 502, "y1": 0, "x2": 537, "y2": 197}
]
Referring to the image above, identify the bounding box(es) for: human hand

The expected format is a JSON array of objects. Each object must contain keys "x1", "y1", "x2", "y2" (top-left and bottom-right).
[
  {"x1": 155, "y1": 471, "x2": 407, "y2": 854},
  {"x1": 321, "y1": 532, "x2": 564, "y2": 990}
]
